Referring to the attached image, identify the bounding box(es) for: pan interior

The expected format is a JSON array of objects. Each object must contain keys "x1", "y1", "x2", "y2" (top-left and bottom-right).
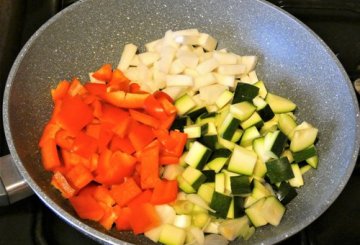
[{"x1": 4, "y1": 0, "x2": 359, "y2": 244}]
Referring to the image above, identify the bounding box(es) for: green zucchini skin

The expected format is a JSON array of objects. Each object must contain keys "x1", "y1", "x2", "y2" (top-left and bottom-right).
[
  {"x1": 232, "y1": 83, "x2": 259, "y2": 104},
  {"x1": 275, "y1": 182, "x2": 298, "y2": 205},
  {"x1": 265, "y1": 157, "x2": 294, "y2": 183}
]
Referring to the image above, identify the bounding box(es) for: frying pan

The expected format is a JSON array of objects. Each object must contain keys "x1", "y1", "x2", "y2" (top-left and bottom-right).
[{"x1": 2, "y1": 0, "x2": 359, "y2": 244}]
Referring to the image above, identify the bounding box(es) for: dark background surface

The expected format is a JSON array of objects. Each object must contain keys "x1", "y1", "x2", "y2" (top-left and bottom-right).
[{"x1": 0, "y1": 0, "x2": 359, "y2": 244}]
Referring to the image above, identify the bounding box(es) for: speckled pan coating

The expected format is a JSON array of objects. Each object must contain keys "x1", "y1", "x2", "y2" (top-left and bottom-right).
[{"x1": 3, "y1": 0, "x2": 360, "y2": 244}]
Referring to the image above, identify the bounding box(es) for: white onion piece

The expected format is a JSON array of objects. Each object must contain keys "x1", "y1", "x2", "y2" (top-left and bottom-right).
[
  {"x1": 166, "y1": 75, "x2": 193, "y2": 87},
  {"x1": 162, "y1": 86, "x2": 189, "y2": 100},
  {"x1": 241, "y1": 55, "x2": 258, "y2": 73},
  {"x1": 129, "y1": 55, "x2": 140, "y2": 66},
  {"x1": 213, "y1": 73, "x2": 235, "y2": 88},
  {"x1": 198, "y1": 52, "x2": 214, "y2": 63},
  {"x1": 183, "y1": 68, "x2": 199, "y2": 78},
  {"x1": 217, "y1": 64, "x2": 246, "y2": 75},
  {"x1": 193, "y1": 73, "x2": 216, "y2": 91},
  {"x1": 204, "y1": 234, "x2": 228, "y2": 245},
  {"x1": 173, "y1": 28, "x2": 200, "y2": 37},
  {"x1": 124, "y1": 67, "x2": 140, "y2": 82},
  {"x1": 163, "y1": 30, "x2": 180, "y2": 49},
  {"x1": 174, "y1": 35, "x2": 200, "y2": 45},
  {"x1": 145, "y1": 38, "x2": 162, "y2": 52},
  {"x1": 198, "y1": 33, "x2": 217, "y2": 51},
  {"x1": 213, "y1": 51, "x2": 238, "y2": 65},
  {"x1": 117, "y1": 43, "x2": 137, "y2": 71},
  {"x1": 179, "y1": 53, "x2": 199, "y2": 69},
  {"x1": 239, "y1": 74, "x2": 252, "y2": 84},
  {"x1": 170, "y1": 59, "x2": 186, "y2": 74},
  {"x1": 199, "y1": 84, "x2": 228, "y2": 105},
  {"x1": 155, "y1": 205, "x2": 176, "y2": 224},
  {"x1": 196, "y1": 58, "x2": 219, "y2": 74},
  {"x1": 248, "y1": 70, "x2": 259, "y2": 83},
  {"x1": 193, "y1": 46, "x2": 205, "y2": 57},
  {"x1": 158, "y1": 45, "x2": 176, "y2": 73},
  {"x1": 186, "y1": 194, "x2": 216, "y2": 213},
  {"x1": 173, "y1": 215, "x2": 192, "y2": 229},
  {"x1": 138, "y1": 52, "x2": 160, "y2": 66}
]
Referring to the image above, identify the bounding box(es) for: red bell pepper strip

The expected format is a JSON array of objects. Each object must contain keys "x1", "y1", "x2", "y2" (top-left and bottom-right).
[
  {"x1": 114, "y1": 205, "x2": 132, "y2": 231},
  {"x1": 51, "y1": 80, "x2": 70, "y2": 102},
  {"x1": 110, "y1": 177, "x2": 142, "y2": 207},
  {"x1": 129, "y1": 109, "x2": 160, "y2": 128},
  {"x1": 159, "y1": 155, "x2": 179, "y2": 165},
  {"x1": 39, "y1": 122, "x2": 61, "y2": 148},
  {"x1": 110, "y1": 135, "x2": 135, "y2": 155},
  {"x1": 55, "y1": 129, "x2": 74, "y2": 150},
  {"x1": 51, "y1": 171, "x2": 76, "y2": 198},
  {"x1": 153, "y1": 90, "x2": 174, "y2": 104},
  {"x1": 159, "y1": 113, "x2": 176, "y2": 130},
  {"x1": 127, "y1": 189, "x2": 153, "y2": 208},
  {"x1": 128, "y1": 120, "x2": 156, "y2": 151},
  {"x1": 143, "y1": 94, "x2": 168, "y2": 120},
  {"x1": 129, "y1": 83, "x2": 141, "y2": 93},
  {"x1": 99, "y1": 203, "x2": 118, "y2": 230},
  {"x1": 41, "y1": 138, "x2": 61, "y2": 171},
  {"x1": 69, "y1": 191, "x2": 105, "y2": 222},
  {"x1": 84, "y1": 83, "x2": 107, "y2": 98},
  {"x1": 56, "y1": 95, "x2": 94, "y2": 134},
  {"x1": 129, "y1": 203, "x2": 160, "y2": 234},
  {"x1": 108, "y1": 69, "x2": 130, "y2": 92},
  {"x1": 95, "y1": 149, "x2": 137, "y2": 185},
  {"x1": 151, "y1": 179, "x2": 178, "y2": 205},
  {"x1": 93, "y1": 186, "x2": 115, "y2": 207},
  {"x1": 140, "y1": 141, "x2": 160, "y2": 189},
  {"x1": 72, "y1": 131, "x2": 98, "y2": 159},
  {"x1": 68, "y1": 78, "x2": 87, "y2": 96},
  {"x1": 65, "y1": 164, "x2": 93, "y2": 190},
  {"x1": 92, "y1": 64, "x2": 113, "y2": 81}
]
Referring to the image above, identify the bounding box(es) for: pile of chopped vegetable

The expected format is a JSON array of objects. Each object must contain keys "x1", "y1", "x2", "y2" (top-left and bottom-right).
[{"x1": 39, "y1": 29, "x2": 319, "y2": 245}]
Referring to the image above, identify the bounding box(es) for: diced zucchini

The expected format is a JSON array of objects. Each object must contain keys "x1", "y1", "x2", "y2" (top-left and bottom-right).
[
  {"x1": 257, "y1": 103, "x2": 275, "y2": 122},
  {"x1": 253, "y1": 158, "x2": 267, "y2": 178},
  {"x1": 218, "y1": 216, "x2": 251, "y2": 241},
  {"x1": 177, "y1": 175, "x2": 196, "y2": 194},
  {"x1": 217, "y1": 136, "x2": 236, "y2": 150},
  {"x1": 240, "y1": 126, "x2": 261, "y2": 147},
  {"x1": 199, "y1": 135, "x2": 218, "y2": 150},
  {"x1": 240, "y1": 112, "x2": 264, "y2": 129},
  {"x1": 254, "y1": 81, "x2": 268, "y2": 98},
  {"x1": 251, "y1": 180, "x2": 272, "y2": 199},
  {"x1": 265, "y1": 157, "x2": 294, "y2": 184},
  {"x1": 144, "y1": 225, "x2": 164, "y2": 243},
  {"x1": 222, "y1": 169, "x2": 240, "y2": 194},
  {"x1": 187, "y1": 107, "x2": 207, "y2": 122},
  {"x1": 230, "y1": 128, "x2": 243, "y2": 143},
  {"x1": 265, "y1": 92, "x2": 296, "y2": 113},
  {"x1": 306, "y1": 155, "x2": 319, "y2": 169},
  {"x1": 175, "y1": 94, "x2": 197, "y2": 116},
  {"x1": 215, "y1": 90, "x2": 234, "y2": 109},
  {"x1": 209, "y1": 192, "x2": 232, "y2": 218},
  {"x1": 207, "y1": 154, "x2": 229, "y2": 173},
  {"x1": 233, "y1": 196, "x2": 245, "y2": 218},
  {"x1": 192, "y1": 212, "x2": 211, "y2": 228},
  {"x1": 172, "y1": 200, "x2": 194, "y2": 215},
  {"x1": 278, "y1": 113, "x2": 297, "y2": 139},
  {"x1": 202, "y1": 170, "x2": 216, "y2": 182},
  {"x1": 227, "y1": 198, "x2": 235, "y2": 219},
  {"x1": 228, "y1": 145, "x2": 257, "y2": 175},
  {"x1": 163, "y1": 164, "x2": 184, "y2": 181},
  {"x1": 218, "y1": 114, "x2": 240, "y2": 140},
  {"x1": 159, "y1": 224, "x2": 187, "y2": 245},
  {"x1": 260, "y1": 114, "x2": 279, "y2": 135},
  {"x1": 232, "y1": 83, "x2": 259, "y2": 104},
  {"x1": 203, "y1": 221, "x2": 220, "y2": 234},
  {"x1": 290, "y1": 127, "x2": 318, "y2": 152},
  {"x1": 184, "y1": 124, "x2": 202, "y2": 138},
  {"x1": 205, "y1": 122, "x2": 218, "y2": 135},
  {"x1": 245, "y1": 198, "x2": 267, "y2": 227},
  {"x1": 215, "y1": 173, "x2": 226, "y2": 194},
  {"x1": 185, "y1": 141, "x2": 212, "y2": 169},
  {"x1": 170, "y1": 116, "x2": 188, "y2": 132},
  {"x1": 275, "y1": 182, "x2": 297, "y2": 205},
  {"x1": 230, "y1": 175, "x2": 252, "y2": 195},
  {"x1": 288, "y1": 164, "x2": 304, "y2": 187},
  {"x1": 300, "y1": 165, "x2": 312, "y2": 174},
  {"x1": 182, "y1": 166, "x2": 207, "y2": 190},
  {"x1": 261, "y1": 196, "x2": 286, "y2": 226},
  {"x1": 197, "y1": 182, "x2": 215, "y2": 204},
  {"x1": 264, "y1": 130, "x2": 288, "y2": 157},
  {"x1": 230, "y1": 101, "x2": 256, "y2": 121},
  {"x1": 292, "y1": 145, "x2": 317, "y2": 163},
  {"x1": 280, "y1": 149, "x2": 294, "y2": 163}
]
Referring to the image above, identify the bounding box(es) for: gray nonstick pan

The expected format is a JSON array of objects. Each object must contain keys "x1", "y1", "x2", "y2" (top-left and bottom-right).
[{"x1": 2, "y1": 0, "x2": 360, "y2": 244}]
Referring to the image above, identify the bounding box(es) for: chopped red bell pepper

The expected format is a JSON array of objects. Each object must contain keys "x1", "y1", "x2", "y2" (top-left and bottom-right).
[
  {"x1": 92, "y1": 64, "x2": 113, "y2": 81},
  {"x1": 114, "y1": 205, "x2": 132, "y2": 231},
  {"x1": 65, "y1": 164, "x2": 93, "y2": 190},
  {"x1": 84, "y1": 83, "x2": 107, "y2": 98},
  {"x1": 56, "y1": 95, "x2": 94, "y2": 134},
  {"x1": 51, "y1": 80, "x2": 70, "y2": 102},
  {"x1": 68, "y1": 78, "x2": 87, "y2": 96},
  {"x1": 128, "y1": 203, "x2": 160, "y2": 234},
  {"x1": 51, "y1": 171, "x2": 76, "y2": 198},
  {"x1": 55, "y1": 129, "x2": 74, "y2": 150},
  {"x1": 127, "y1": 189, "x2": 153, "y2": 208},
  {"x1": 110, "y1": 177, "x2": 142, "y2": 207},
  {"x1": 72, "y1": 131, "x2": 98, "y2": 159},
  {"x1": 143, "y1": 94, "x2": 168, "y2": 120},
  {"x1": 41, "y1": 138, "x2": 62, "y2": 171},
  {"x1": 129, "y1": 109, "x2": 160, "y2": 128},
  {"x1": 110, "y1": 135, "x2": 135, "y2": 154},
  {"x1": 39, "y1": 122, "x2": 61, "y2": 148},
  {"x1": 93, "y1": 186, "x2": 115, "y2": 207},
  {"x1": 99, "y1": 203, "x2": 118, "y2": 230},
  {"x1": 151, "y1": 179, "x2": 178, "y2": 205},
  {"x1": 128, "y1": 120, "x2": 156, "y2": 151},
  {"x1": 140, "y1": 141, "x2": 160, "y2": 189},
  {"x1": 69, "y1": 191, "x2": 104, "y2": 222}
]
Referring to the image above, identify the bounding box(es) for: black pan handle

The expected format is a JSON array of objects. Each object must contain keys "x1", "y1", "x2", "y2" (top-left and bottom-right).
[{"x1": 0, "y1": 155, "x2": 33, "y2": 205}]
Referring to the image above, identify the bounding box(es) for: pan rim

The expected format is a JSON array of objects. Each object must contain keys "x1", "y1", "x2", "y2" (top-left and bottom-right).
[{"x1": 3, "y1": 0, "x2": 360, "y2": 244}]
